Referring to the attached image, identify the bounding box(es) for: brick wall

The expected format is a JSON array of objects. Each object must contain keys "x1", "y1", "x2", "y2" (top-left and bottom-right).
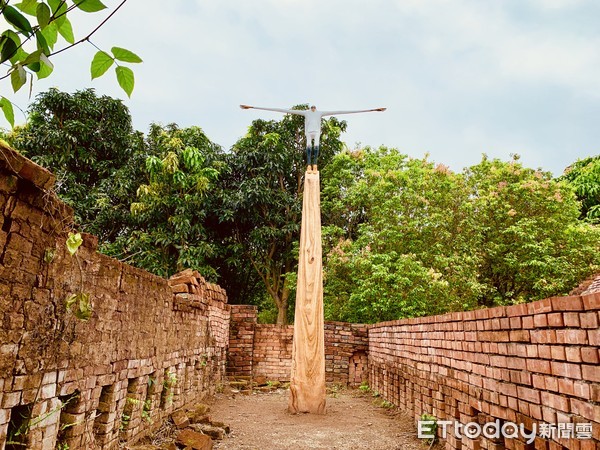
[
  {"x1": 368, "y1": 294, "x2": 600, "y2": 450},
  {"x1": 227, "y1": 309, "x2": 369, "y2": 386},
  {"x1": 253, "y1": 325, "x2": 293, "y2": 381},
  {"x1": 0, "y1": 143, "x2": 230, "y2": 450},
  {"x1": 227, "y1": 305, "x2": 257, "y2": 378}
]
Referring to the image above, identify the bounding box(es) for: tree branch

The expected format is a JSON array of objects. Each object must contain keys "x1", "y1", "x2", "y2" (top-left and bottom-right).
[{"x1": 50, "y1": 0, "x2": 129, "y2": 57}]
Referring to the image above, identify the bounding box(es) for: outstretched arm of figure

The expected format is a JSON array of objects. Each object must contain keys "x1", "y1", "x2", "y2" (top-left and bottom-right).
[
  {"x1": 321, "y1": 107, "x2": 386, "y2": 116},
  {"x1": 239, "y1": 105, "x2": 306, "y2": 116}
]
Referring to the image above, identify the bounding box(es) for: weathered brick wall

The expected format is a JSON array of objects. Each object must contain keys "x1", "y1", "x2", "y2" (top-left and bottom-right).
[
  {"x1": 0, "y1": 144, "x2": 230, "y2": 450},
  {"x1": 227, "y1": 305, "x2": 257, "y2": 378},
  {"x1": 252, "y1": 325, "x2": 293, "y2": 381},
  {"x1": 227, "y1": 309, "x2": 369, "y2": 385},
  {"x1": 368, "y1": 294, "x2": 600, "y2": 450}
]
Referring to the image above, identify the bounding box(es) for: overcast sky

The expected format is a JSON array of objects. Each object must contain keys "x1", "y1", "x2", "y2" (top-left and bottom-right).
[{"x1": 2, "y1": 0, "x2": 599, "y2": 176}]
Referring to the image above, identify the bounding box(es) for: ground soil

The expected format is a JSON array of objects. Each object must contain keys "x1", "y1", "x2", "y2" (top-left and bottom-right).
[{"x1": 209, "y1": 388, "x2": 435, "y2": 450}]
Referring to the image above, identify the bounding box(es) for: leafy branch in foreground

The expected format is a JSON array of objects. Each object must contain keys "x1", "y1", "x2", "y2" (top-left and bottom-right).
[{"x1": 0, "y1": 0, "x2": 141, "y2": 126}]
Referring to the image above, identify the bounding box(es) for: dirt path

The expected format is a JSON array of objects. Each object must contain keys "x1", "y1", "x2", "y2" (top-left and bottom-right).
[{"x1": 209, "y1": 389, "x2": 430, "y2": 450}]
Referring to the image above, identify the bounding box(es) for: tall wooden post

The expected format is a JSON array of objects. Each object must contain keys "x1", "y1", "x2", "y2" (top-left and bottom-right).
[{"x1": 288, "y1": 170, "x2": 326, "y2": 414}]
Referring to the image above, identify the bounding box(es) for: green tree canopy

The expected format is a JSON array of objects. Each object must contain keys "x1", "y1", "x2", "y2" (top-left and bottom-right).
[
  {"x1": 559, "y1": 155, "x2": 600, "y2": 223},
  {"x1": 106, "y1": 123, "x2": 223, "y2": 278},
  {"x1": 322, "y1": 148, "x2": 480, "y2": 322},
  {"x1": 321, "y1": 149, "x2": 600, "y2": 323},
  {"x1": 7, "y1": 87, "x2": 145, "y2": 242},
  {"x1": 466, "y1": 155, "x2": 600, "y2": 306}
]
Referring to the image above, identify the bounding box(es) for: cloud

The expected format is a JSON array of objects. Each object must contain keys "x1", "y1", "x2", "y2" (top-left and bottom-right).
[{"x1": 0, "y1": 0, "x2": 598, "y2": 176}]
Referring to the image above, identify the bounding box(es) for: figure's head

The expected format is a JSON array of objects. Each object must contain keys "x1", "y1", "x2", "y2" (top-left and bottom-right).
[{"x1": 310, "y1": 105, "x2": 316, "y2": 111}]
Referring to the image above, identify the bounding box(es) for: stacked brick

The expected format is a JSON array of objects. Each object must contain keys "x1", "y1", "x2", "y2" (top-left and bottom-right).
[
  {"x1": 227, "y1": 309, "x2": 370, "y2": 385},
  {"x1": 325, "y1": 321, "x2": 368, "y2": 386},
  {"x1": 0, "y1": 143, "x2": 230, "y2": 450},
  {"x1": 227, "y1": 305, "x2": 258, "y2": 378},
  {"x1": 252, "y1": 325, "x2": 293, "y2": 381},
  {"x1": 368, "y1": 294, "x2": 600, "y2": 450}
]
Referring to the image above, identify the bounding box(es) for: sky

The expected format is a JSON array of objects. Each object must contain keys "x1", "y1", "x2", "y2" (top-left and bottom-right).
[{"x1": 2, "y1": 0, "x2": 600, "y2": 176}]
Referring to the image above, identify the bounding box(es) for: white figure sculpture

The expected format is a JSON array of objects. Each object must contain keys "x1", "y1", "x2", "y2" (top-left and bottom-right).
[{"x1": 240, "y1": 104, "x2": 386, "y2": 173}]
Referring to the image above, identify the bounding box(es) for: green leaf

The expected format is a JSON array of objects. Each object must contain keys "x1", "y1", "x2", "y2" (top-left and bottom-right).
[
  {"x1": 90, "y1": 50, "x2": 114, "y2": 79},
  {"x1": 56, "y1": 17, "x2": 74, "y2": 44},
  {"x1": 10, "y1": 65, "x2": 27, "y2": 92},
  {"x1": 48, "y1": 0, "x2": 67, "y2": 15},
  {"x1": 65, "y1": 293, "x2": 77, "y2": 309},
  {"x1": 64, "y1": 292, "x2": 92, "y2": 321},
  {"x1": 75, "y1": 0, "x2": 107, "y2": 13},
  {"x1": 111, "y1": 47, "x2": 142, "y2": 63},
  {"x1": 14, "y1": 0, "x2": 38, "y2": 16},
  {"x1": 66, "y1": 232, "x2": 83, "y2": 255},
  {"x1": 41, "y1": 22, "x2": 58, "y2": 50},
  {"x1": 0, "y1": 34, "x2": 18, "y2": 64},
  {"x1": 115, "y1": 66, "x2": 134, "y2": 97},
  {"x1": 22, "y1": 49, "x2": 42, "y2": 66},
  {"x1": 37, "y1": 54, "x2": 54, "y2": 79},
  {"x1": 4, "y1": 5, "x2": 33, "y2": 34},
  {"x1": 36, "y1": 30, "x2": 50, "y2": 54},
  {"x1": 0, "y1": 97, "x2": 15, "y2": 127},
  {"x1": 36, "y1": 2, "x2": 51, "y2": 28}
]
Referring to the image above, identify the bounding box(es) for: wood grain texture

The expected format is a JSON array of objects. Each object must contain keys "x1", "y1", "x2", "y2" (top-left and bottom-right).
[{"x1": 288, "y1": 171, "x2": 327, "y2": 414}]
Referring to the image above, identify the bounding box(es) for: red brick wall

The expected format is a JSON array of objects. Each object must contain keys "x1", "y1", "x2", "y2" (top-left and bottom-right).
[
  {"x1": 227, "y1": 311, "x2": 369, "y2": 385},
  {"x1": 253, "y1": 325, "x2": 293, "y2": 381},
  {"x1": 0, "y1": 144, "x2": 230, "y2": 450},
  {"x1": 227, "y1": 305, "x2": 258, "y2": 378},
  {"x1": 368, "y1": 294, "x2": 600, "y2": 450}
]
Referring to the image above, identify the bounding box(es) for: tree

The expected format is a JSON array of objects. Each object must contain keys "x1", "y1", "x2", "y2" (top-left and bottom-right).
[
  {"x1": 107, "y1": 123, "x2": 223, "y2": 278},
  {"x1": 321, "y1": 149, "x2": 600, "y2": 323},
  {"x1": 0, "y1": 0, "x2": 140, "y2": 126},
  {"x1": 322, "y1": 147, "x2": 481, "y2": 322},
  {"x1": 465, "y1": 155, "x2": 600, "y2": 306},
  {"x1": 217, "y1": 105, "x2": 346, "y2": 324},
  {"x1": 7, "y1": 87, "x2": 144, "y2": 243},
  {"x1": 559, "y1": 155, "x2": 600, "y2": 223}
]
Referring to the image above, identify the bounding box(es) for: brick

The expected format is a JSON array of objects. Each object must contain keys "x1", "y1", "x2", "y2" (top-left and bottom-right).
[
  {"x1": 530, "y1": 330, "x2": 557, "y2": 344},
  {"x1": 551, "y1": 295, "x2": 584, "y2": 311},
  {"x1": 528, "y1": 298, "x2": 554, "y2": 314},
  {"x1": 562, "y1": 312, "x2": 580, "y2": 327},
  {"x1": 551, "y1": 346, "x2": 566, "y2": 360},
  {"x1": 582, "y1": 365, "x2": 600, "y2": 382},
  {"x1": 555, "y1": 329, "x2": 588, "y2": 344},
  {"x1": 522, "y1": 316, "x2": 534, "y2": 329},
  {"x1": 516, "y1": 386, "x2": 540, "y2": 404},
  {"x1": 551, "y1": 361, "x2": 582, "y2": 379},
  {"x1": 546, "y1": 312, "x2": 564, "y2": 327},
  {"x1": 526, "y1": 359, "x2": 552, "y2": 374},
  {"x1": 580, "y1": 347, "x2": 599, "y2": 364},
  {"x1": 570, "y1": 398, "x2": 596, "y2": 422},
  {"x1": 579, "y1": 311, "x2": 599, "y2": 328},
  {"x1": 581, "y1": 293, "x2": 600, "y2": 310},
  {"x1": 508, "y1": 330, "x2": 530, "y2": 343},
  {"x1": 533, "y1": 314, "x2": 548, "y2": 328},
  {"x1": 587, "y1": 329, "x2": 600, "y2": 346}
]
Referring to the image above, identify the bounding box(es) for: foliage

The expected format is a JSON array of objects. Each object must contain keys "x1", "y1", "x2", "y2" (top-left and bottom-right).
[
  {"x1": 216, "y1": 105, "x2": 346, "y2": 324},
  {"x1": 7, "y1": 88, "x2": 145, "y2": 243},
  {"x1": 559, "y1": 155, "x2": 600, "y2": 223},
  {"x1": 322, "y1": 148, "x2": 480, "y2": 322},
  {"x1": 321, "y1": 149, "x2": 600, "y2": 323},
  {"x1": 0, "y1": 0, "x2": 140, "y2": 125},
  {"x1": 65, "y1": 231, "x2": 82, "y2": 255},
  {"x1": 464, "y1": 154, "x2": 600, "y2": 306},
  {"x1": 106, "y1": 123, "x2": 222, "y2": 278}
]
